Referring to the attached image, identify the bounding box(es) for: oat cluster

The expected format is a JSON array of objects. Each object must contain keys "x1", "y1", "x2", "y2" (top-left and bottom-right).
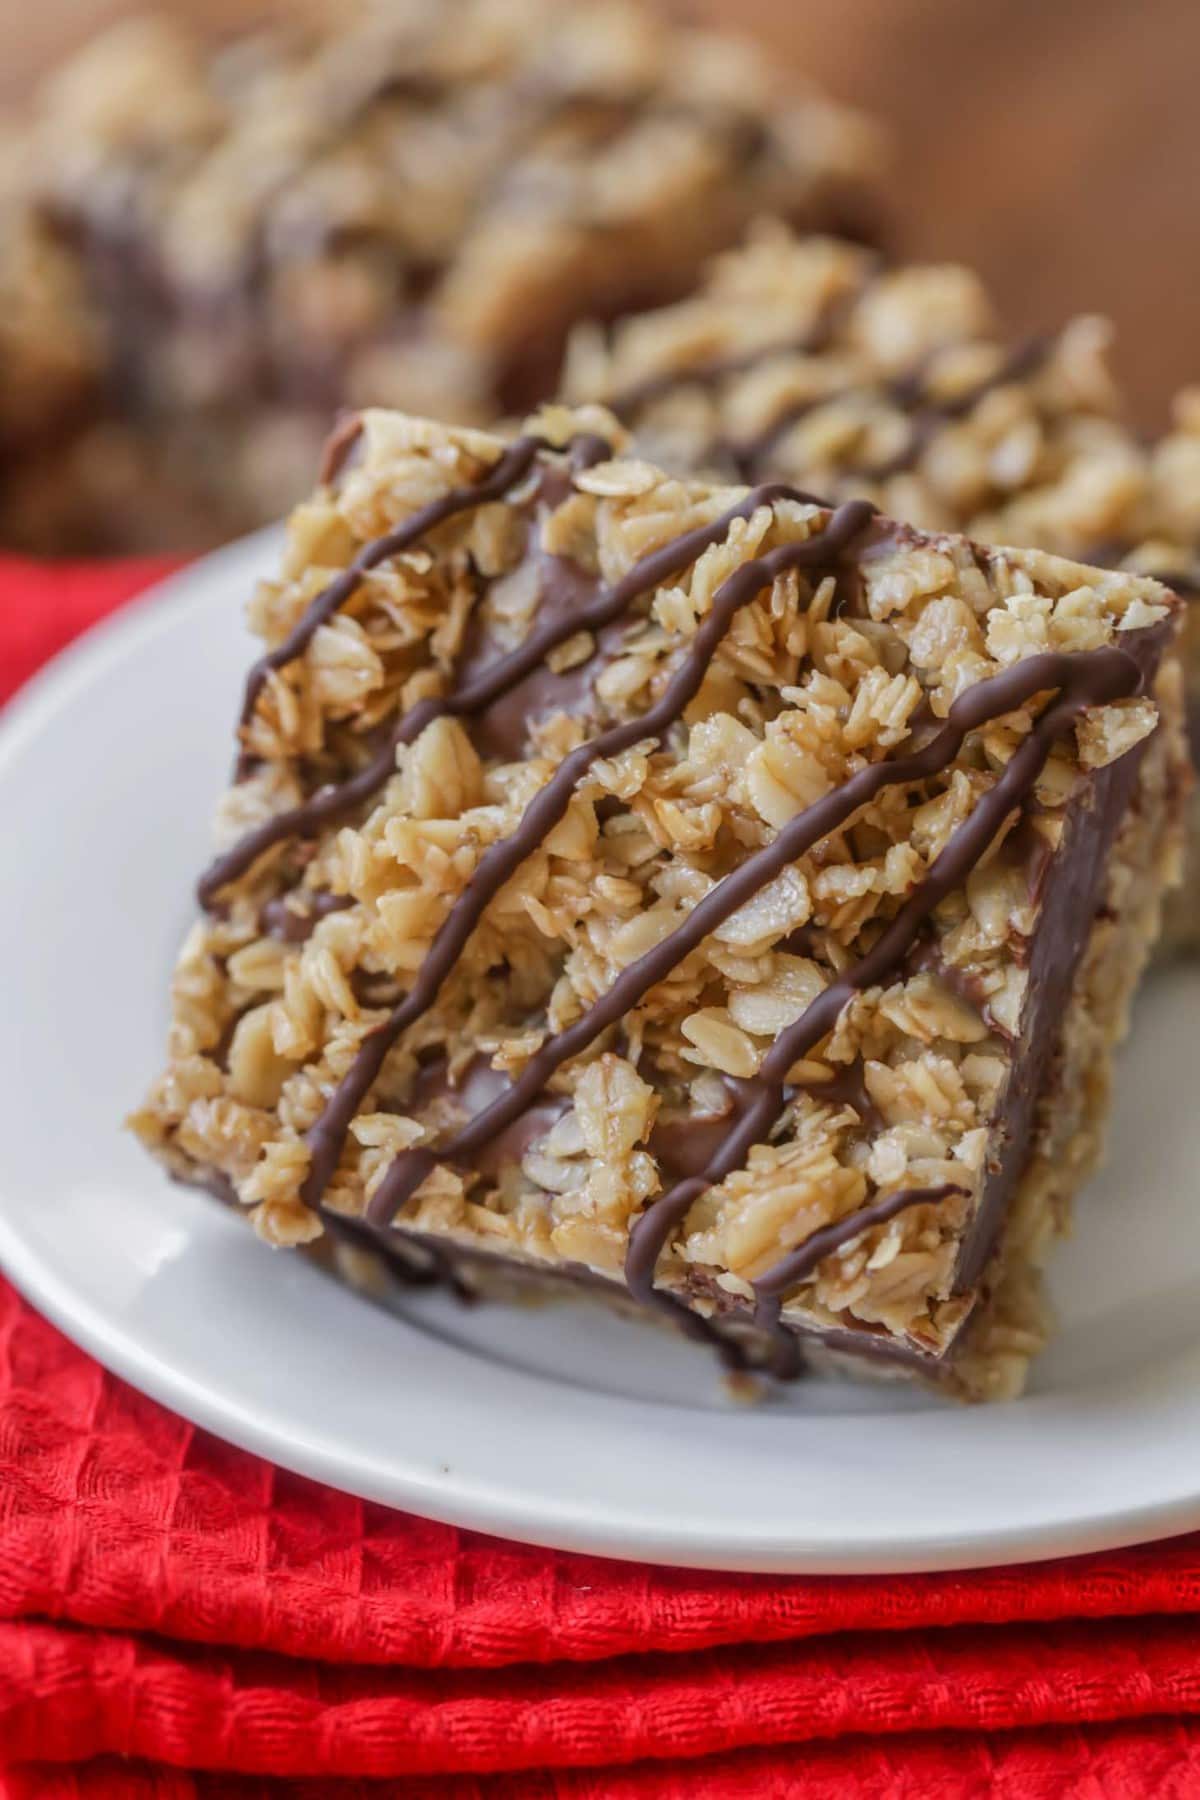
[
  {"x1": 132, "y1": 408, "x2": 1186, "y2": 1389},
  {"x1": 567, "y1": 223, "x2": 1200, "y2": 950},
  {"x1": 566, "y1": 225, "x2": 1200, "y2": 584}
]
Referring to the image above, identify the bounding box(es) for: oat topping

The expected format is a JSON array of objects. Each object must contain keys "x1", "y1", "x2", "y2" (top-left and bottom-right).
[{"x1": 131, "y1": 408, "x2": 1188, "y2": 1395}]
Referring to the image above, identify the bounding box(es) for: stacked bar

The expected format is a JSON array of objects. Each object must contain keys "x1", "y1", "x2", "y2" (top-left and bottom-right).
[
  {"x1": 564, "y1": 226, "x2": 1197, "y2": 571},
  {"x1": 0, "y1": 3, "x2": 880, "y2": 550},
  {"x1": 132, "y1": 409, "x2": 1188, "y2": 1397},
  {"x1": 566, "y1": 224, "x2": 1200, "y2": 940}
]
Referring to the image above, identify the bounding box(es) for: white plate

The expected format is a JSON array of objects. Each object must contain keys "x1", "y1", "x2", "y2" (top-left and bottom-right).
[{"x1": 1, "y1": 532, "x2": 1199, "y2": 1574}]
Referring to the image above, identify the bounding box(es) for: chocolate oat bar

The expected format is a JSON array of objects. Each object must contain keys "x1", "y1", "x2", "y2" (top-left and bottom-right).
[
  {"x1": 132, "y1": 409, "x2": 1187, "y2": 1397},
  {"x1": 567, "y1": 224, "x2": 1200, "y2": 945},
  {"x1": 1, "y1": 4, "x2": 880, "y2": 550}
]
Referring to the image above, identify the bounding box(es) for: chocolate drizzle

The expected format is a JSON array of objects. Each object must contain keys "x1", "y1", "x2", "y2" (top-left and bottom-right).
[
  {"x1": 606, "y1": 262, "x2": 883, "y2": 420},
  {"x1": 753, "y1": 1184, "x2": 965, "y2": 1324},
  {"x1": 233, "y1": 431, "x2": 550, "y2": 761},
  {"x1": 610, "y1": 331, "x2": 833, "y2": 420},
  {"x1": 409, "y1": 1054, "x2": 569, "y2": 1181},
  {"x1": 808, "y1": 1058, "x2": 883, "y2": 1132},
  {"x1": 201, "y1": 427, "x2": 1167, "y2": 1376},
  {"x1": 198, "y1": 458, "x2": 826, "y2": 907},
  {"x1": 317, "y1": 411, "x2": 365, "y2": 487},
  {"x1": 301, "y1": 495, "x2": 875, "y2": 1213},
  {"x1": 733, "y1": 335, "x2": 1051, "y2": 482},
  {"x1": 622, "y1": 641, "x2": 1145, "y2": 1334},
  {"x1": 358, "y1": 498, "x2": 877, "y2": 1225},
  {"x1": 861, "y1": 337, "x2": 1050, "y2": 482},
  {"x1": 751, "y1": 1183, "x2": 965, "y2": 1376}
]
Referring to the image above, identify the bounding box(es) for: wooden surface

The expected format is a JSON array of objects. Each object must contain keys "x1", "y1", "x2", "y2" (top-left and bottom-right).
[{"x1": 5, "y1": 0, "x2": 1199, "y2": 425}]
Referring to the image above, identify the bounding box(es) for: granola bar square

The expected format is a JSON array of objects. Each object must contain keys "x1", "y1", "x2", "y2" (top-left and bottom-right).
[{"x1": 133, "y1": 409, "x2": 1188, "y2": 1397}]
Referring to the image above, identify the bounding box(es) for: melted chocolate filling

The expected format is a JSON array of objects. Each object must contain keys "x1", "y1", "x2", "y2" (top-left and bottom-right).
[
  {"x1": 648, "y1": 1061, "x2": 880, "y2": 1181},
  {"x1": 409, "y1": 1055, "x2": 569, "y2": 1183},
  {"x1": 455, "y1": 551, "x2": 617, "y2": 764},
  {"x1": 260, "y1": 889, "x2": 353, "y2": 944},
  {"x1": 647, "y1": 1077, "x2": 761, "y2": 1182}
]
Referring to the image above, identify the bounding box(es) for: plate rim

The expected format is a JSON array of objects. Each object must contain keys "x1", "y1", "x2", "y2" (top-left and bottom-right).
[{"x1": 8, "y1": 1203, "x2": 1200, "y2": 1575}]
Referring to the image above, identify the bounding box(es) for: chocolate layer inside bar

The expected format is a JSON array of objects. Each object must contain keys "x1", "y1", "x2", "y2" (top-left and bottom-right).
[
  {"x1": 330, "y1": 1218, "x2": 948, "y2": 1380},
  {"x1": 951, "y1": 698, "x2": 1155, "y2": 1293}
]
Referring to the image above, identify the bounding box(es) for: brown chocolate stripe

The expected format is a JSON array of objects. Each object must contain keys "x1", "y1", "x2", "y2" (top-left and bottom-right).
[
  {"x1": 606, "y1": 255, "x2": 884, "y2": 418},
  {"x1": 198, "y1": 458, "x2": 823, "y2": 908},
  {"x1": 750, "y1": 1183, "x2": 966, "y2": 1376},
  {"x1": 622, "y1": 640, "x2": 1146, "y2": 1335},
  {"x1": 733, "y1": 334, "x2": 1051, "y2": 480},
  {"x1": 861, "y1": 336, "x2": 1051, "y2": 481},
  {"x1": 306, "y1": 496, "x2": 876, "y2": 1214},
  {"x1": 317, "y1": 411, "x2": 366, "y2": 487},
  {"x1": 754, "y1": 1183, "x2": 965, "y2": 1308},
  {"x1": 234, "y1": 432, "x2": 550, "y2": 750},
  {"x1": 609, "y1": 337, "x2": 817, "y2": 418},
  {"x1": 365, "y1": 639, "x2": 1144, "y2": 1244}
]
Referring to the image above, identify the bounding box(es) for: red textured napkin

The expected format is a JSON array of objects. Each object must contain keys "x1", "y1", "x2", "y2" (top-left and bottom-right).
[{"x1": 3, "y1": 555, "x2": 1200, "y2": 1796}]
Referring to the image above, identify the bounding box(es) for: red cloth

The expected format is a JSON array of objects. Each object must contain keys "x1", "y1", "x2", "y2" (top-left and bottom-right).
[
  {"x1": 0, "y1": 555, "x2": 177, "y2": 710},
  {"x1": 2, "y1": 554, "x2": 1200, "y2": 1795}
]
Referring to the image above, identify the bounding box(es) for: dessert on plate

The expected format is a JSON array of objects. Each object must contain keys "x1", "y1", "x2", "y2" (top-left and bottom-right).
[
  {"x1": 131, "y1": 406, "x2": 1188, "y2": 1399},
  {"x1": 0, "y1": 1, "x2": 880, "y2": 550}
]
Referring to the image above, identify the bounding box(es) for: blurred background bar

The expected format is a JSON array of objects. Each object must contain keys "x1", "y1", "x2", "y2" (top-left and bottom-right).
[{"x1": 6, "y1": 0, "x2": 1195, "y2": 427}]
